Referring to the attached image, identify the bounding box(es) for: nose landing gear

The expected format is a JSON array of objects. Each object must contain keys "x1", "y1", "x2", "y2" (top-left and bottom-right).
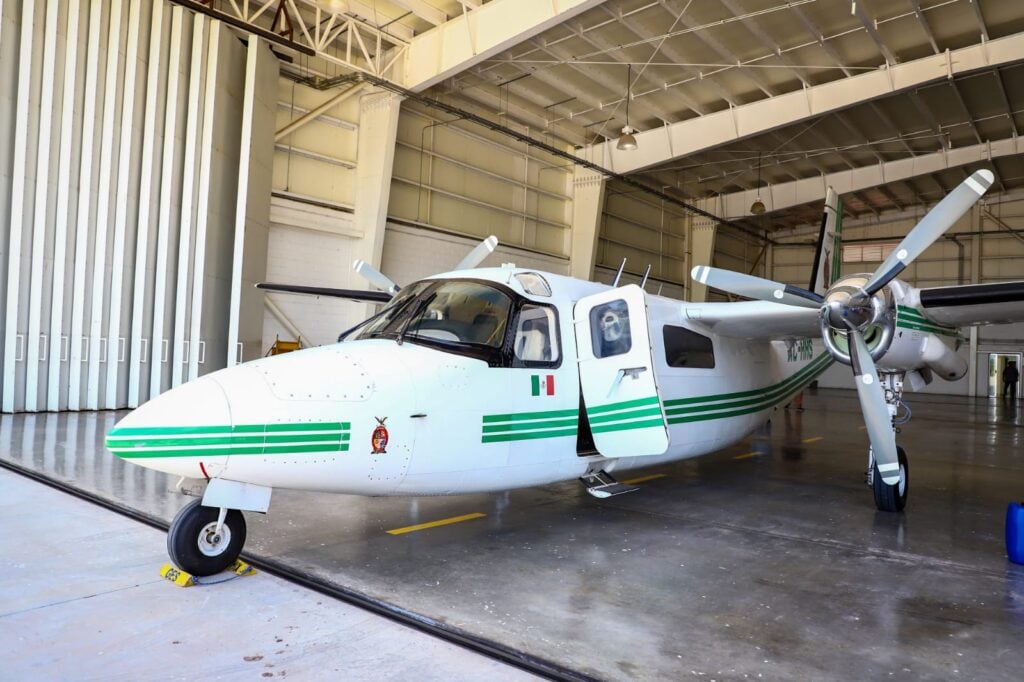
[{"x1": 167, "y1": 499, "x2": 247, "y2": 576}]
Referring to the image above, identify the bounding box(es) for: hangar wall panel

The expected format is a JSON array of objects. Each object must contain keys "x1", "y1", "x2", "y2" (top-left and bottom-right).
[
  {"x1": 596, "y1": 181, "x2": 690, "y2": 295},
  {"x1": 0, "y1": 1, "x2": 275, "y2": 412},
  {"x1": 263, "y1": 199, "x2": 569, "y2": 349},
  {"x1": 388, "y1": 103, "x2": 572, "y2": 257},
  {"x1": 594, "y1": 180, "x2": 763, "y2": 301}
]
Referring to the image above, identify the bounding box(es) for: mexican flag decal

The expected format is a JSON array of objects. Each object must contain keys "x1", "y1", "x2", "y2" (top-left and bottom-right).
[{"x1": 531, "y1": 374, "x2": 555, "y2": 396}]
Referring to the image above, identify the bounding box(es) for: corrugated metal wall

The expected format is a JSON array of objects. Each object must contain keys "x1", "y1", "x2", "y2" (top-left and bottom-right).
[{"x1": 0, "y1": 0, "x2": 276, "y2": 413}]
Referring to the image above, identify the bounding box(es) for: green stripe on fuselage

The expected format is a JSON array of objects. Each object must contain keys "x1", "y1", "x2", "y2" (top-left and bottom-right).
[
  {"x1": 110, "y1": 443, "x2": 351, "y2": 459},
  {"x1": 107, "y1": 421, "x2": 352, "y2": 459},
  {"x1": 665, "y1": 353, "x2": 832, "y2": 424}
]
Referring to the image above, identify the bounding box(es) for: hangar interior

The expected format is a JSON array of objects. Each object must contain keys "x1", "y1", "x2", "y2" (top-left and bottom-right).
[
  {"x1": 4, "y1": 0, "x2": 1024, "y2": 411},
  {"x1": 2, "y1": 0, "x2": 1024, "y2": 680}
]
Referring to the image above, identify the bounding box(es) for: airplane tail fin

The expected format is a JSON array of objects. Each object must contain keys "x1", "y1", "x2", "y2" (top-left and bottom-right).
[{"x1": 808, "y1": 186, "x2": 843, "y2": 296}]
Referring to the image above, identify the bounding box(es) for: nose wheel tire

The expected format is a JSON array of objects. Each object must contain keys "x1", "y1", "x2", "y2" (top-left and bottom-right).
[
  {"x1": 872, "y1": 445, "x2": 909, "y2": 512},
  {"x1": 167, "y1": 499, "x2": 247, "y2": 576}
]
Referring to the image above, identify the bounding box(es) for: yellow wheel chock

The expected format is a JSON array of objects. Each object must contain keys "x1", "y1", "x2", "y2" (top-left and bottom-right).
[{"x1": 159, "y1": 560, "x2": 256, "y2": 587}]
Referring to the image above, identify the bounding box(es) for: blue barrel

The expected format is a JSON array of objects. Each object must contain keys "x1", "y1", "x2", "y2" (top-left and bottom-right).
[{"x1": 1008, "y1": 502, "x2": 1024, "y2": 565}]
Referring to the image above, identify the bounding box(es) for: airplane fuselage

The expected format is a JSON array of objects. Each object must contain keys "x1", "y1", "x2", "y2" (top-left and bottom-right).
[{"x1": 107, "y1": 267, "x2": 833, "y2": 496}]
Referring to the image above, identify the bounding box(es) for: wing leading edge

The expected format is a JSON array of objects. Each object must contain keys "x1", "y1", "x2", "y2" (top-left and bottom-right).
[
  {"x1": 682, "y1": 301, "x2": 821, "y2": 339},
  {"x1": 912, "y1": 281, "x2": 1024, "y2": 327}
]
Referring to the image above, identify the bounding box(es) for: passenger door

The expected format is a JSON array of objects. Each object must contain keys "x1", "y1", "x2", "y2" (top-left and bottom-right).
[{"x1": 573, "y1": 285, "x2": 669, "y2": 458}]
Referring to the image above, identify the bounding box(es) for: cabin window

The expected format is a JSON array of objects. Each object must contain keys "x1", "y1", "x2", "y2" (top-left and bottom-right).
[
  {"x1": 590, "y1": 299, "x2": 632, "y2": 358},
  {"x1": 513, "y1": 304, "x2": 560, "y2": 366},
  {"x1": 662, "y1": 325, "x2": 715, "y2": 368}
]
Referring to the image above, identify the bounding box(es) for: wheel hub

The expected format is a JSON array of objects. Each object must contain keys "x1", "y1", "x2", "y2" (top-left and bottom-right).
[{"x1": 197, "y1": 521, "x2": 231, "y2": 557}]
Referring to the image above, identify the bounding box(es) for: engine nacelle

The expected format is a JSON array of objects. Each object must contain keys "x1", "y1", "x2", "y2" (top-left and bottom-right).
[{"x1": 877, "y1": 323, "x2": 967, "y2": 380}]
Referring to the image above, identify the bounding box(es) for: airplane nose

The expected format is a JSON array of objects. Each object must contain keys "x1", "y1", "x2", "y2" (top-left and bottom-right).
[{"x1": 106, "y1": 376, "x2": 232, "y2": 469}]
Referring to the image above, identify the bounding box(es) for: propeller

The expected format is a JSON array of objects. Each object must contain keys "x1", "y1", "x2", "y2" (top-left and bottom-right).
[
  {"x1": 691, "y1": 266, "x2": 822, "y2": 308},
  {"x1": 691, "y1": 169, "x2": 996, "y2": 489},
  {"x1": 455, "y1": 235, "x2": 499, "y2": 271},
  {"x1": 863, "y1": 169, "x2": 993, "y2": 295},
  {"x1": 353, "y1": 259, "x2": 400, "y2": 295},
  {"x1": 256, "y1": 282, "x2": 392, "y2": 303},
  {"x1": 848, "y1": 325, "x2": 900, "y2": 484}
]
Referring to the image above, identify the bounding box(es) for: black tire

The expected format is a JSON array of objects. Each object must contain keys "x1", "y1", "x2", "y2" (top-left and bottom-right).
[
  {"x1": 872, "y1": 446, "x2": 909, "y2": 512},
  {"x1": 167, "y1": 499, "x2": 247, "y2": 576}
]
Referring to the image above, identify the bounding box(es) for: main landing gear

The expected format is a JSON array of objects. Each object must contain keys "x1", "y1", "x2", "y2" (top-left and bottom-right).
[
  {"x1": 167, "y1": 499, "x2": 247, "y2": 576},
  {"x1": 868, "y1": 372, "x2": 911, "y2": 512}
]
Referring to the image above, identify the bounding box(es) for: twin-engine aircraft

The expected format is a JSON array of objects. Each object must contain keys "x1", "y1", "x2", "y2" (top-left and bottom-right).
[{"x1": 108, "y1": 169, "x2": 1024, "y2": 576}]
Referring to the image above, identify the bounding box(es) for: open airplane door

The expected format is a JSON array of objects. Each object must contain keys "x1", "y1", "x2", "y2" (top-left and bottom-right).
[{"x1": 574, "y1": 284, "x2": 669, "y2": 458}]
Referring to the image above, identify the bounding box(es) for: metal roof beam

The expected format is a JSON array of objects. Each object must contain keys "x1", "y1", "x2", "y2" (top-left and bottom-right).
[
  {"x1": 586, "y1": 32, "x2": 1024, "y2": 175},
  {"x1": 592, "y1": 4, "x2": 715, "y2": 114},
  {"x1": 948, "y1": 79, "x2": 984, "y2": 145},
  {"x1": 910, "y1": 0, "x2": 939, "y2": 55},
  {"x1": 721, "y1": 0, "x2": 810, "y2": 87},
  {"x1": 389, "y1": 0, "x2": 447, "y2": 26},
  {"x1": 403, "y1": 0, "x2": 608, "y2": 92},
  {"x1": 970, "y1": 0, "x2": 989, "y2": 42},
  {"x1": 853, "y1": 2, "x2": 897, "y2": 65},
  {"x1": 717, "y1": 137, "x2": 1022, "y2": 216},
  {"x1": 992, "y1": 68, "x2": 1020, "y2": 137}
]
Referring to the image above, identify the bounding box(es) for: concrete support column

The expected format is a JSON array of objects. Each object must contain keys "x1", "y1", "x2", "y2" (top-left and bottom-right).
[
  {"x1": 569, "y1": 167, "x2": 606, "y2": 281},
  {"x1": 687, "y1": 198, "x2": 719, "y2": 302},
  {"x1": 350, "y1": 89, "x2": 403, "y2": 275}
]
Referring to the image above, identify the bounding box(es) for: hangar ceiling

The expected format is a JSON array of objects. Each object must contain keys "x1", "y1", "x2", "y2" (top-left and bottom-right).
[{"x1": 207, "y1": 0, "x2": 1024, "y2": 230}]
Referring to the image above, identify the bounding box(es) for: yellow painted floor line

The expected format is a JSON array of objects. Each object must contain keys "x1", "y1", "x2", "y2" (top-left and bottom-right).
[
  {"x1": 386, "y1": 512, "x2": 486, "y2": 536},
  {"x1": 802, "y1": 436, "x2": 824, "y2": 444},
  {"x1": 733, "y1": 452, "x2": 760, "y2": 460},
  {"x1": 621, "y1": 473, "x2": 668, "y2": 485}
]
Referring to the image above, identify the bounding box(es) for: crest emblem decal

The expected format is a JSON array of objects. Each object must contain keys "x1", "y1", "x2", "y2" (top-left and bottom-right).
[{"x1": 371, "y1": 417, "x2": 389, "y2": 454}]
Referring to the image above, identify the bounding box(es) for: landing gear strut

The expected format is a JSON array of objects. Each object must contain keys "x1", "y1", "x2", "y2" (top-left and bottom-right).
[
  {"x1": 167, "y1": 499, "x2": 247, "y2": 576},
  {"x1": 867, "y1": 372, "x2": 910, "y2": 512}
]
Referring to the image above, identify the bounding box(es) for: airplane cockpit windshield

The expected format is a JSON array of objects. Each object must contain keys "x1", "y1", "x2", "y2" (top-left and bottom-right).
[{"x1": 352, "y1": 280, "x2": 517, "y2": 364}]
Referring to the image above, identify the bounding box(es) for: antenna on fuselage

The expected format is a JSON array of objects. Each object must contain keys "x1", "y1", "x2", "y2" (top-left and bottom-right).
[
  {"x1": 639, "y1": 264, "x2": 652, "y2": 290},
  {"x1": 611, "y1": 258, "x2": 627, "y2": 287}
]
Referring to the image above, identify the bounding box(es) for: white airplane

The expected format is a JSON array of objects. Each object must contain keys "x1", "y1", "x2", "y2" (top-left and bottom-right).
[{"x1": 108, "y1": 169, "x2": 1024, "y2": 577}]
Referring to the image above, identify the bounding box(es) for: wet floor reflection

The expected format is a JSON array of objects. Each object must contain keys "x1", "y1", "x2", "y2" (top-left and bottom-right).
[
  {"x1": 0, "y1": 410, "x2": 181, "y2": 520},
  {"x1": 3, "y1": 393, "x2": 1024, "y2": 679}
]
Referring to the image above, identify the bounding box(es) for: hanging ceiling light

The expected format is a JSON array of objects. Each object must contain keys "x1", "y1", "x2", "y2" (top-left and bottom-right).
[
  {"x1": 617, "y1": 64, "x2": 638, "y2": 152},
  {"x1": 750, "y1": 151, "x2": 766, "y2": 215}
]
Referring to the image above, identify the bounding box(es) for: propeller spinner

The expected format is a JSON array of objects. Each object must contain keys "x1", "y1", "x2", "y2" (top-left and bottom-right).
[{"x1": 691, "y1": 169, "x2": 995, "y2": 487}]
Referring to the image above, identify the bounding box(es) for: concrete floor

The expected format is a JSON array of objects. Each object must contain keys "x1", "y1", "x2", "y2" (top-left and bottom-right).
[
  {"x1": 2, "y1": 388, "x2": 1023, "y2": 680},
  {"x1": 0, "y1": 469, "x2": 530, "y2": 681}
]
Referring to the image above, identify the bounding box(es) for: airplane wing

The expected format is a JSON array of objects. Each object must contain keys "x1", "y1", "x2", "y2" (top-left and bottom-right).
[
  {"x1": 256, "y1": 282, "x2": 393, "y2": 303},
  {"x1": 911, "y1": 281, "x2": 1024, "y2": 327},
  {"x1": 682, "y1": 301, "x2": 820, "y2": 339}
]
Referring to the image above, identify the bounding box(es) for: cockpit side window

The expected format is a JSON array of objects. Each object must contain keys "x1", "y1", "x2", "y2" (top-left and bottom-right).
[{"x1": 513, "y1": 304, "x2": 560, "y2": 367}]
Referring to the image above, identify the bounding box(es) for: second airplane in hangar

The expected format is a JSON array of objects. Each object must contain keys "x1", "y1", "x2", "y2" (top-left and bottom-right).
[{"x1": 108, "y1": 169, "x2": 1024, "y2": 576}]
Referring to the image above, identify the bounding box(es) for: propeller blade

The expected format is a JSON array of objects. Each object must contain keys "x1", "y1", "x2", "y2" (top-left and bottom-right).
[
  {"x1": 864, "y1": 169, "x2": 994, "y2": 295},
  {"x1": 691, "y1": 266, "x2": 823, "y2": 308},
  {"x1": 455, "y1": 235, "x2": 499, "y2": 271},
  {"x1": 353, "y1": 260, "x2": 400, "y2": 295},
  {"x1": 256, "y1": 282, "x2": 392, "y2": 303},
  {"x1": 848, "y1": 328, "x2": 900, "y2": 485}
]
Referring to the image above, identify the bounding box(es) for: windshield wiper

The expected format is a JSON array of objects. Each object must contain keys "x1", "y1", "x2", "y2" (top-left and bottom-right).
[{"x1": 395, "y1": 294, "x2": 436, "y2": 346}]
